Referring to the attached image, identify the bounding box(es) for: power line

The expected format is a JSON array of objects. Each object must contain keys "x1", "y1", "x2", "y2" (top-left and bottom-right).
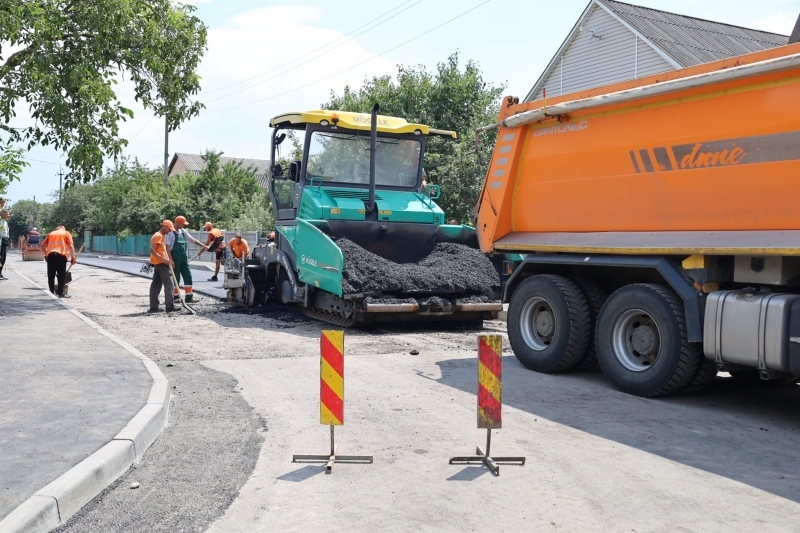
[
  {"x1": 127, "y1": 115, "x2": 156, "y2": 142},
  {"x1": 203, "y1": 0, "x2": 423, "y2": 104},
  {"x1": 205, "y1": 0, "x2": 490, "y2": 114},
  {"x1": 22, "y1": 156, "x2": 63, "y2": 166},
  {"x1": 201, "y1": 0, "x2": 417, "y2": 96}
]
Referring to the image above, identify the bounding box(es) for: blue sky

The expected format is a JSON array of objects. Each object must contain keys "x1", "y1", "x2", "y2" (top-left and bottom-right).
[{"x1": 6, "y1": 0, "x2": 800, "y2": 202}]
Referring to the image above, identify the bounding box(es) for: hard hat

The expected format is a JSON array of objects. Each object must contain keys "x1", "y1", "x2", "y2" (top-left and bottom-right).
[{"x1": 203, "y1": 222, "x2": 213, "y2": 230}]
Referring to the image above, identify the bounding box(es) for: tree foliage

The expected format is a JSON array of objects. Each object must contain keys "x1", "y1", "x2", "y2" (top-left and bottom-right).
[
  {"x1": 6, "y1": 197, "x2": 51, "y2": 239},
  {"x1": 0, "y1": 141, "x2": 28, "y2": 194},
  {"x1": 0, "y1": 0, "x2": 208, "y2": 184},
  {"x1": 322, "y1": 52, "x2": 505, "y2": 223},
  {"x1": 30, "y1": 152, "x2": 274, "y2": 237}
]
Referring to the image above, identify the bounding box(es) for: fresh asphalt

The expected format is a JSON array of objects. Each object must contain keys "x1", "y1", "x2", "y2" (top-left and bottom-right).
[
  {"x1": 78, "y1": 254, "x2": 227, "y2": 300},
  {"x1": 0, "y1": 269, "x2": 150, "y2": 521},
  {"x1": 53, "y1": 362, "x2": 265, "y2": 533}
]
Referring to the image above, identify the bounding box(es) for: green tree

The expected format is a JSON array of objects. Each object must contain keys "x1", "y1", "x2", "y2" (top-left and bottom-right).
[
  {"x1": 0, "y1": 0, "x2": 208, "y2": 185},
  {"x1": 322, "y1": 52, "x2": 505, "y2": 223},
  {"x1": 0, "y1": 141, "x2": 28, "y2": 194},
  {"x1": 7, "y1": 198, "x2": 52, "y2": 239}
]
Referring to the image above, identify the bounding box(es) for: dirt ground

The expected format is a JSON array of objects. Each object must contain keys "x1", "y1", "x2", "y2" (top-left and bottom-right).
[{"x1": 12, "y1": 253, "x2": 800, "y2": 532}]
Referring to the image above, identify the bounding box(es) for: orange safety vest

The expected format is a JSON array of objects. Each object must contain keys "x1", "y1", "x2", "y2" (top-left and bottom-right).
[{"x1": 43, "y1": 229, "x2": 73, "y2": 258}]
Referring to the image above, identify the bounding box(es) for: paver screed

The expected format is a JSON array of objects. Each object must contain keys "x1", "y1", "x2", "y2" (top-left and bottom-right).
[{"x1": 0, "y1": 268, "x2": 151, "y2": 521}]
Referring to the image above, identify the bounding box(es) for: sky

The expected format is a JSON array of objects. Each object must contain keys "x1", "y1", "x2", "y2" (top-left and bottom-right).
[{"x1": 5, "y1": 0, "x2": 800, "y2": 202}]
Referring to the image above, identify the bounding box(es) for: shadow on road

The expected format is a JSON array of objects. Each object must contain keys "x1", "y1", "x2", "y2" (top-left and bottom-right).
[{"x1": 434, "y1": 355, "x2": 800, "y2": 502}]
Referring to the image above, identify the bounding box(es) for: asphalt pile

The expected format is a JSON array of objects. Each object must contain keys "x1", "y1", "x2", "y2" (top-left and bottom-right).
[{"x1": 337, "y1": 238, "x2": 499, "y2": 296}]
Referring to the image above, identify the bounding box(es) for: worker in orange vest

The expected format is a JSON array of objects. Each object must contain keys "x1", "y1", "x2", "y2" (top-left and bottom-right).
[
  {"x1": 41, "y1": 225, "x2": 76, "y2": 297},
  {"x1": 202, "y1": 222, "x2": 227, "y2": 282},
  {"x1": 149, "y1": 220, "x2": 177, "y2": 313},
  {"x1": 228, "y1": 232, "x2": 250, "y2": 260}
]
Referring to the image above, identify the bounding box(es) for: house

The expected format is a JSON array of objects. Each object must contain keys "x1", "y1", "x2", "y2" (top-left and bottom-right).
[
  {"x1": 525, "y1": 0, "x2": 791, "y2": 102},
  {"x1": 168, "y1": 152, "x2": 272, "y2": 188}
]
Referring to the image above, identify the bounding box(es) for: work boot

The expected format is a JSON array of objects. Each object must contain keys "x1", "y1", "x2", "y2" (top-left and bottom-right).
[
  {"x1": 147, "y1": 307, "x2": 161, "y2": 313},
  {"x1": 208, "y1": 276, "x2": 218, "y2": 282},
  {"x1": 58, "y1": 293, "x2": 69, "y2": 299},
  {"x1": 166, "y1": 306, "x2": 179, "y2": 313},
  {"x1": 0, "y1": 274, "x2": 7, "y2": 280}
]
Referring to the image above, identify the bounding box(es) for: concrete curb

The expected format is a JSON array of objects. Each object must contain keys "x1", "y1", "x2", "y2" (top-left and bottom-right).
[{"x1": 0, "y1": 270, "x2": 171, "y2": 533}]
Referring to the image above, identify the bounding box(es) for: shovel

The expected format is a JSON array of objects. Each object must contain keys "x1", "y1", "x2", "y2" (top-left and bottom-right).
[
  {"x1": 62, "y1": 243, "x2": 85, "y2": 295},
  {"x1": 167, "y1": 262, "x2": 196, "y2": 315}
]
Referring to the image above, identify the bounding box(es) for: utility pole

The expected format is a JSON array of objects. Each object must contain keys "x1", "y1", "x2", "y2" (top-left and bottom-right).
[
  {"x1": 163, "y1": 116, "x2": 169, "y2": 202},
  {"x1": 33, "y1": 195, "x2": 36, "y2": 227},
  {"x1": 58, "y1": 167, "x2": 64, "y2": 201}
]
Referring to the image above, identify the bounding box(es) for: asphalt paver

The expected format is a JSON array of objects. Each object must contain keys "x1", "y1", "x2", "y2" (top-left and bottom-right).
[{"x1": 0, "y1": 267, "x2": 151, "y2": 521}]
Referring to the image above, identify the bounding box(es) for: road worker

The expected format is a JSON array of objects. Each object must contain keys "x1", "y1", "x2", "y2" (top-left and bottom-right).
[
  {"x1": 149, "y1": 220, "x2": 177, "y2": 313},
  {"x1": 202, "y1": 222, "x2": 227, "y2": 282},
  {"x1": 41, "y1": 225, "x2": 76, "y2": 297},
  {"x1": 166, "y1": 215, "x2": 205, "y2": 303},
  {"x1": 228, "y1": 231, "x2": 250, "y2": 260}
]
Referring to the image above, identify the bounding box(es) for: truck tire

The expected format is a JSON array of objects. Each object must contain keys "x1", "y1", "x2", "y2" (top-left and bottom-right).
[
  {"x1": 571, "y1": 277, "x2": 608, "y2": 372},
  {"x1": 595, "y1": 284, "x2": 701, "y2": 397},
  {"x1": 681, "y1": 357, "x2": 718, "y2": 394},
  {"x1": 507, "y1": 274, "x2": 590, "y2": 373}
]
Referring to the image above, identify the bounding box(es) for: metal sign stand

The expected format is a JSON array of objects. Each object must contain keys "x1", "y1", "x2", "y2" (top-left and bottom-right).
[
  {"x1": 292, "y1": 331, "x2": 373, "y2": 474},
  {"x1": 293, "y1": 425, "x2": 373, "y2": 473},
  {"x1": 449, "y1": 428, "x2": 525, "y2": 476},
  {"x1": 449, "y1": 335, "x2": 526, "y2": 476}
]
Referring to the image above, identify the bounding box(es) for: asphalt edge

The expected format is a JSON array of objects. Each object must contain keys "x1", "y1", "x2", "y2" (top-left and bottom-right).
[
  {"x1": 0, "y1": 269, "x2": 171, "y2": 533},
  {"x1": 76, "y1": 257, "x2": 225, "y2": 300}
]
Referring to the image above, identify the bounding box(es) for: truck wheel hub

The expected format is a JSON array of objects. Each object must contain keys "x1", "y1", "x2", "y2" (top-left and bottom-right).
[
  {"x1": 535, "y1": 311, "x2": 555, "y2": 337},
  {"x1": 631, "y1": 325, "x2": 657, "y2": 355}
]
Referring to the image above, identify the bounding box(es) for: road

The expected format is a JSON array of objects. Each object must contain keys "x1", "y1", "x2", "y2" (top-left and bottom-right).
[{"x1": 10, "y1": 254, "x2": 800, "y2": 532}]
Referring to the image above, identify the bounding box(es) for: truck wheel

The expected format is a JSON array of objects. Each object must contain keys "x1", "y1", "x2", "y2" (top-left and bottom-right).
[
  {"x1": 681, "y1": 357, "x2": 718, "y2": 394},
  {"x1": 595, "y1": 284, "x2": 701, "y2": 397},
  {"x1": 571, "y1": 277, "x2": 607, "y2": 372},
  {"x1": 508, "y1": 274, "x2": 590, "y2": 373}
]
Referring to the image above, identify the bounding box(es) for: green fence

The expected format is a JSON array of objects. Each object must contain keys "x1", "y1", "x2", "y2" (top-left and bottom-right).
[{"x1": 91, "y1": 235, "x2": 151, "y2": 255}]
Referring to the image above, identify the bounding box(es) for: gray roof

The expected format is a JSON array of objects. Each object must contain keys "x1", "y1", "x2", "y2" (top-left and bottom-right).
[
  {"x1": 599, "y1": 0, "x2": 789, "y2": 67},
  {"x1": 169, "y1": 152, "x2": 271, "y2": 187}
]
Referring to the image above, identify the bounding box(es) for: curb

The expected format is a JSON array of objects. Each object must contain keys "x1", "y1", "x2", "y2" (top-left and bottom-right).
[
  {"x1": 0, "y1": 270, "x2": 171, "y2": 533},
  {"x1": 81, "y1": 253, "x2": 216, "y2": 272}
]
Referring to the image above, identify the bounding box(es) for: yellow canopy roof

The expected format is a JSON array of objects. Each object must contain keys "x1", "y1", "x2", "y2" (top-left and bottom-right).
[{"x1": 269, "y1": 110, "x2": 457, "y2": 138}]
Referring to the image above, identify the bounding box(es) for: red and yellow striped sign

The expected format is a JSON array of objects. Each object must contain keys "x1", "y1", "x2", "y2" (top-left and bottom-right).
[
  {"x1": 320, "y1": 330, "x2": 344, "y2": 426},
  {"x1": 478, "y1": 335, "x2": 502, "y2": 429}
]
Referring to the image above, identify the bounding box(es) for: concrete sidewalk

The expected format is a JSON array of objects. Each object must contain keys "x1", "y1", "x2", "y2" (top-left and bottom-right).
[
  {"x1": 78, "y1": 254, "x2": 226, "y2": 300},
  {"x1": 0, "y1": 266, "x2": 167, "y2": 532}
]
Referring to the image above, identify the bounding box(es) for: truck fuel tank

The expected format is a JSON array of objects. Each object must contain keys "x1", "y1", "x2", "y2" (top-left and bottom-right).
[{"x1": 704, "y1": 291, "x2": 800, "y2": 374}]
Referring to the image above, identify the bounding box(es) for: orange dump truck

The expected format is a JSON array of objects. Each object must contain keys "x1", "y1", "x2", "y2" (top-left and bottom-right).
[{"x1": 474, "y1": 43, "x2": 800, "y2": 397}]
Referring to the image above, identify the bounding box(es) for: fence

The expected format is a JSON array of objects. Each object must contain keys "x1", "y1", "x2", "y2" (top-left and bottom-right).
[{"x1": 89, "y1": 231, "x2": 262, "y2": 259}]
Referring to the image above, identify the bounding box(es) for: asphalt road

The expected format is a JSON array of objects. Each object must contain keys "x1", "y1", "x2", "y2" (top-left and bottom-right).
[
  {"x1": 53, "y1": 362, "x2": 264, "y2": 533},
  {"x1": 0, "y1": 267, "x2": 150, "y2": 521}
]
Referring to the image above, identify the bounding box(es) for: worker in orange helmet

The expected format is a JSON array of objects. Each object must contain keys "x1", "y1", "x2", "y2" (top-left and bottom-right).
[
  {"x1": 41, "y1": 224, "x2": 76, "y2": 297},
  {"x1": 202, "y1": 222, "x2": 227, "y2": 282},
  {"x1": 166, "y1": 215, "x2": 205, "y2": 303},
  {"x1": 149, "y1": 220, "x2": 177, "y2": 313},
  {"x1": 228, "y1": 231, "x2": 250, "y2": 260}
]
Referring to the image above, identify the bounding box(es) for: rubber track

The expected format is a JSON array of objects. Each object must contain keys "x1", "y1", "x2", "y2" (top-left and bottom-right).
[
  {"x1": 571, "y1": 277, "x2": 607, "y2": 372},
  {"x1": 539, "y1": 274, "x2": 591, "y2": 373},
  {"x1": 599, "y1": 283, "x2": 702, "y2": 397}
]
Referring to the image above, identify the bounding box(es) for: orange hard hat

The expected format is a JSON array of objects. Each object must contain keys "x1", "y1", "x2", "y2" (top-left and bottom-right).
[
  {"x1": 203, "y1": 222, "x2": 213, "y2": 230},
  {"x1": 175, "y1": 215, "x2": 188, "y2": 225}
]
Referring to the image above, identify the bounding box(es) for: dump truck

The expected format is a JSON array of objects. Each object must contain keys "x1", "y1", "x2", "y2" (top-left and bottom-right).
[
  {"x1": 473, "y1": 43, "x2": 800, "y2": 397},
  {"x1": 230, "y1": 107, "x2": 504, "y2": 325}
]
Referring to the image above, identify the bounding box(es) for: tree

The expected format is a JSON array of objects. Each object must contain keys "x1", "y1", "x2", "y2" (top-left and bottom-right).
[
  {"x1": 0, "y1": 141, "x2": 28, "y2": 194},
  {"x1": 0, "y1": 0, "x2": 207, "y2": 184},
  {"x1": 322, "y1": 52, "x2": 505, "y2": 223},
  {"x1": 6, "y1": 197, "x2": 52, "y2": 239}
]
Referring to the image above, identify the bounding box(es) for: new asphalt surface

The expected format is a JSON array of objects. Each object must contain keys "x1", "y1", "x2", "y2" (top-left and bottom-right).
[{"x1": 0, "y1": 267, "x2": 150, "y2": 521}]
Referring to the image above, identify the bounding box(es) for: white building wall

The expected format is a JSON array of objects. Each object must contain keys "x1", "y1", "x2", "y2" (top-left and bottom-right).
[{"x1": 530, "y1": 4, "x2": 673, "y2": 100}]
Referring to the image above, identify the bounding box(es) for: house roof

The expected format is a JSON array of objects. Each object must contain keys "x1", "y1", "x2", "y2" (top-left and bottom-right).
[
  {"x1": 168, "y1": 152, "x2": 271, "y2": 177},
  {"x1": 601, "y1": 0, "x2": 789, "y2": 67},
  {"x1": 525, "y1": 0, "x2": 790, "y2": 101}
]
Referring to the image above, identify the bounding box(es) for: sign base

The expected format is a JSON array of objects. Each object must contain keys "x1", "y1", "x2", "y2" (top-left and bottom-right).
[
  {"x1": 449, "y1": 428, "x2": 525, "y2": 476},
  {"x1": 293, "y1": 425, "x2": 373, "y2": 474}
]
